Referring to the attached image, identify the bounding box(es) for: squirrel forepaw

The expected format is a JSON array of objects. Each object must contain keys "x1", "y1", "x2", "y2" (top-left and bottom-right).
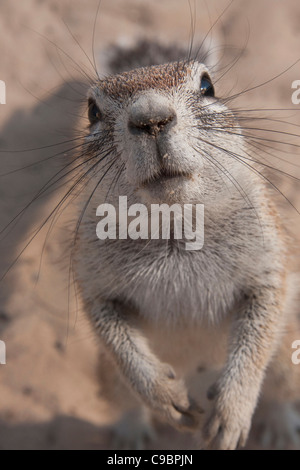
[
  {"x1": 202, "y1": 385, "x2": 255, "y2": 450},
  {"x1": 255, "y1": 402, "x2": 300, "y2": 449},
  {"x1": 139, "y1": 363, "x2": 203, "y2": 431}
]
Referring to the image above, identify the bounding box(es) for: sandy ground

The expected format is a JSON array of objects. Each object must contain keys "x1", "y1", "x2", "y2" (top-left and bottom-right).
[{"x1": 0, "y1": 0, "x2": 300, "y2": 450}]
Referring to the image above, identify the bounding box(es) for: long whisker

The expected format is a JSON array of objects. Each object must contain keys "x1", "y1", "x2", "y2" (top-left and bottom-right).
[
  {"x1": 91, "y1": 0, "x2": 102, "y2": 80},
  {"x1": 37, "y1": 153, "x2": 119, "y2": 285},
  {"x1": 193, "y1": 0, "x2": 235, "y2": 63},
  {"x1": 0, "y1": 141, "x2": 115, "y2": 237},
  {"x1": 192, "y1": 143, "x2": 260, "y2": 222},
  {"x1": 221, "y1": 59, "x2": 300, "y2": 105},
  {"x1": 195, "y1": 135, "x2": 300, "y2": 215},
  {"x1": 0, "y1": 139, "x2": 87, "y2": 177},
  {"x1": 62, "y1": 18, "x2": 100, "y2": 82},
  {"x1": 0, "y1": 144, "x2": 118, "y2": 281},
  {"x1": 24, "y1": 26, "x2": 95, "y2": 85}
]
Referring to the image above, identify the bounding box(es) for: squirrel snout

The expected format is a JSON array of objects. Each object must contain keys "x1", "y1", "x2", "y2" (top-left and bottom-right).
[{"x1": 128, "y1": 93, "x2": 176, "y2": 137}]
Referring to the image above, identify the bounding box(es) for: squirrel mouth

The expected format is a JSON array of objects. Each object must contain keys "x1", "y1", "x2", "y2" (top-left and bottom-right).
[{"x1": 141, "y1": 168, "x2": 192, "y2": 187}]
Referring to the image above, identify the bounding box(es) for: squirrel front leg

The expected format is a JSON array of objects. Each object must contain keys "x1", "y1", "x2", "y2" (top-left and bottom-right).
[
  {"x1": 90, "y1": 300, "x2": 202, "y2": 430},
  {"x1": 203, "y1": 284, "x2": 285, "y2": 450}
]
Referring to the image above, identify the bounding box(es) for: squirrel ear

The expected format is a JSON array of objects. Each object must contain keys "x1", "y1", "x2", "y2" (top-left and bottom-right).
[
  {"x1": 96, "y1": 36, "x2": 220, "y2": 77},
  {"x1": 191, "y1": 36, "x2": 220, "y2": 71},
  {"x1": 97, "y1": 36, "x2": 137, "y2": 77}
]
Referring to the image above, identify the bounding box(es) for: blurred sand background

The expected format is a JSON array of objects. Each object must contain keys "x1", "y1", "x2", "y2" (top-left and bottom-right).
[{"x1": 0, "y1": 0, "x2": 299, "y2": 450}]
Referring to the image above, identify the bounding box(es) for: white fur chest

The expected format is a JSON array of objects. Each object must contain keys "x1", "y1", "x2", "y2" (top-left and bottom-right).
[{"x1": 76, "y1": 233, "x2": 245, "y2": 325}]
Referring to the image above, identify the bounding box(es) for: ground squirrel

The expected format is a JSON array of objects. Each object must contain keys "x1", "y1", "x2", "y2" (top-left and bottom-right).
[{"x1": 71, "y1": 39, "x2": 300, "y2": 450}]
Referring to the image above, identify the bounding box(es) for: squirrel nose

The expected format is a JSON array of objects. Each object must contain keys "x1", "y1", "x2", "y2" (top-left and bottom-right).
[
  {"x1": 130, "y1": 115, "x2": 175, "y2": 136},
  {"x1": 128, "y1": 93, "x2": 176, "y2": 136}
]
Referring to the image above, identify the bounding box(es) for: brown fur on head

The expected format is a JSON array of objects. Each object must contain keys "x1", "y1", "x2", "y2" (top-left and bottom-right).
[{"x1": 96, "y1": 61, "x2": 191, "y2": 100}]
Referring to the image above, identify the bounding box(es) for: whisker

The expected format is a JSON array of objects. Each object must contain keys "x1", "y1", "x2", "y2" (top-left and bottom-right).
[
  {"x1": 0, "y1": 141, "x2": 115, "y2": 237},
  {"x1": 193, "y1": 0, "x2": 235, "y2": 63},
  {"x1": 62, "y1": 18, "x2": 100, "y2": 82},
  {"x1": 0, "y1": 139, "x2": 88, "y2": 177},
  {"x1": 221, "y1": 59, "x2": 300, "y2": 105},
  {"x1": 0, "y1": 145, "x2": 118, "y2": 281},
  {"x1": 195, "y1": 135, "x2": 300, "y2": 215},
  {"x1": 91, "y1": 0, "x2": 102, "y2": 81},
  {"x1": 24, "y1": 26, "x2": 96, "y2": 85},
  {"x1": 36, "y1": 153, "x2": 119, "y2": 286},
  {"x1": 248, "y1": 139, "x2": 300, "y2": 169}
]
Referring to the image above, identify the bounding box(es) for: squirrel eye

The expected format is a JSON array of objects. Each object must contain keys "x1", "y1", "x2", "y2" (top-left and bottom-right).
[
  {"x1": 88, "y1": 99, "x2": 101, "y2": 125},
  {"x1": 200, "y1": 75, "x2": 215, "y2": 97}
]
